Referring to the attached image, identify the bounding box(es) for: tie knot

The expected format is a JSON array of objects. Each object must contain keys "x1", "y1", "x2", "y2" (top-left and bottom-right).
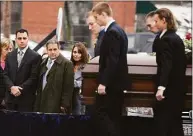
[
  {"x1": 18, "y1": 50, "x2": 23, "y2": 56},
  {"x1": 48, "y1": 59, "x2": 52, "y2": 64},
  {"x1": 47, "y1": 59, "x2": 53, "y2": 69}
]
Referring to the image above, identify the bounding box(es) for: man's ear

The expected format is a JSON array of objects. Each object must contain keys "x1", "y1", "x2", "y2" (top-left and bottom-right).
[
  {"x1": 101, "y1": 12, "x2": 107, "y2": 17},
  {"x1": 163, "y1": 18, "x2": 166, "y2": 24}
]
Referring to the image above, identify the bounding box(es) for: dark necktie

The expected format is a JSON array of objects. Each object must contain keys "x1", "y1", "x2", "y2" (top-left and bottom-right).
[
  {"x1": 17, "y1": 50, "x2": 24, "y2": 67},
  {"x1": 42, "y1": 59, "x2": 53, "y2": 90}
]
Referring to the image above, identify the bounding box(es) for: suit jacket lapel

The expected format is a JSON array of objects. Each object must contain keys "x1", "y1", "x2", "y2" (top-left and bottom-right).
[
  {"x1": 40, "y1": 58, "x2": 48, "y2": 77},
  {"x1": 13, "y1": 49, "x2": 18, "y2": 69},
  {"x1": 47, "y1": 54, "x2": 63, "y2": 77},
  {"x1": 106, "y1": 21, "x2": 116, "y2": 32},
  {"x1": 47, "y1": 63, "x2": 57, "y2": 77},
  {"x1": 99, "y1": 22, "x2": 116, "y2": 55},
  {"x1": 39, "y1": 58, "x2": 57, "y2": 78},
  {"x1": 12, "y1": 49, "x2": 19, "y2": 80},
  {"x1": 102, "y1": 21, "x2": 116, "y2": 45}
]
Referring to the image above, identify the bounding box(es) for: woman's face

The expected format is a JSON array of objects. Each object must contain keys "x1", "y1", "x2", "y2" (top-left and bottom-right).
[
  {"x1": 72, "y1": 47, "x2": 82, "y2": 62},
  {"x1": 1, "y1": 45, "x2": 12, "y2": 58}
]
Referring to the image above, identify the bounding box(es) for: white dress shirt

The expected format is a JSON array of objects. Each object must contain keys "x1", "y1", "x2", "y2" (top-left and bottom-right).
[
  {"x1": 17, "y1": 45, "x2": 29, "y2": 55},
  {"x1": 104, "y1": 19, "x2": 115, "y2": 32},
  {"x1": 42, "y1": 58, "x2": 55, "y2": 90},
  {"x1": 159, "y1": 29, "x2": 167, "y2": 39}
]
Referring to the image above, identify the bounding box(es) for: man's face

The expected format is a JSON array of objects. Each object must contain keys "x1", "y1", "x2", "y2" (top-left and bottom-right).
[
  {"x1": 86, "y1": 16, "x2": 101, "y2": 34},
  {"x1": 47, "y1": 43, "x2": 60, "y2": 60},
  {"x1": 154, "y1": 14, "x2": 166, "y2": 31},
  {"x1": 146, "y1": 16, "x2": 159, "y2": 33},
  {"x1": 15, "y1": 32, "x2": 29, "y2": 49},
  {"x1": 93, "y1": 12, "x2": 106, "y2": 26}
]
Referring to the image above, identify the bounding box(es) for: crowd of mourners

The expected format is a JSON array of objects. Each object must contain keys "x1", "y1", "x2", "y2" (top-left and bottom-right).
[{"x1": 0, "y1": 2, "x2": 188, "y2": 136}]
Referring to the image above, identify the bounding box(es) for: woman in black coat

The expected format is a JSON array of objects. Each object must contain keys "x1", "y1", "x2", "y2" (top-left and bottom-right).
[{"x1": 0, "y1": 38, "x2": 13, "y2": 109}]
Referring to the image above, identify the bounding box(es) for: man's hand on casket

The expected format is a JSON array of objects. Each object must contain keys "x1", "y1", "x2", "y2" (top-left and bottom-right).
[
  {"x1": 97, "y1": 84, "x2": 106, "y2": 95},
  {"x1": 156, "y1": 89, "x2": 165, "y2": 101}
]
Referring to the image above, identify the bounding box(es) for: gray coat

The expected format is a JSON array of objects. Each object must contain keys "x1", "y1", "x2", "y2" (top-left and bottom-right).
[{"x1": 34, "y1": 54, "x2": 74, "y2": 113}]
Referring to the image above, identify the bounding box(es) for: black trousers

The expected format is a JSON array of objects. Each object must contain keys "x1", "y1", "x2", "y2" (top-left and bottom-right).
[
  {"x1": 72, "y1": 88, "x2": 81, "y2": 115},
  {"x1": 6, "y1": 103, "x2": 33, "y2": 112},
  {"x1": 153, "y1": 98, "x2": 184, "y2": 136},
  {"x1": 0, "y1": 105, "x2": 5, "y2": 109},
  {"x1": 90, "y1": 88, "x2": 124, "y2": 136}
]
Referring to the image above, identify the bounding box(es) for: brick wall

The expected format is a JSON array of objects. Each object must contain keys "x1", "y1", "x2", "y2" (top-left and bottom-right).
[
  {"x1": 93, "y1": 1, "x2": 136, "y2": 33},
  {"x1": 22, "y1": 2, "x2": 64, "y2": 42},
  {"x1": 22, "y1": 1, "x2": 136, "y2": 43}
]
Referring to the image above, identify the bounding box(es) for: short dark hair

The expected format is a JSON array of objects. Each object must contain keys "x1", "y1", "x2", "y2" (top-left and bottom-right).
[
  {"x1": 145, "y1": 11, "x2": 155, "y2": 19},
  {"x1": 15, "y1": 28, "x2": 29, "y2": 37},
  {"x1": 45, "y1": 40, "x2": 60, "y2": 49}
]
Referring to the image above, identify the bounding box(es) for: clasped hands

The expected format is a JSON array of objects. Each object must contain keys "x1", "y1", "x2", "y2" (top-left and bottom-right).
[{"x1": 10, "y1": 86, "x2": 23, "y2": 97}]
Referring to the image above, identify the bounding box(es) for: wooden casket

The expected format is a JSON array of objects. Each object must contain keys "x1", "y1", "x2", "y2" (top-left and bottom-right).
[{"x1": 82, "y1": 54, "x2": 192, "y2": 110}]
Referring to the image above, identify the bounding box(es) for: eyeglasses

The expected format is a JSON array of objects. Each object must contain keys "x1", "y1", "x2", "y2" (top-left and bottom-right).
[{"x1": 17, "y1": 37, "x2": 27, "y2": 40}]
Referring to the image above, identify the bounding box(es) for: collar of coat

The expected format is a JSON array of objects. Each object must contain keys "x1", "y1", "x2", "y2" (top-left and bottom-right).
[{"x1": 41, "y1": 53, "x2": 63, "y2": 66}]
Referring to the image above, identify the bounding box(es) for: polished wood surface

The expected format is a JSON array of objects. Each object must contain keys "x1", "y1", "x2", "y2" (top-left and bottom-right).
[{"x1": 82, "y1": 54, "x2": 192, "y2": 109}]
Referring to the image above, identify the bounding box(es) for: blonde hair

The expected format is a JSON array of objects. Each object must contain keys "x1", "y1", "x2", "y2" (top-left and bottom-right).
[
  {"x1": 92, "y1": 2, "x2": 113, "y2": 16},
  {"x1": 1, "y1": 37, "x2": 13, "y2": 48},
  {"x1": 0, "y1": 37, "x2": 13, "y2": 57},
  {"x1": 86, "y1": 11, "x2": 93, "y2": 18}
]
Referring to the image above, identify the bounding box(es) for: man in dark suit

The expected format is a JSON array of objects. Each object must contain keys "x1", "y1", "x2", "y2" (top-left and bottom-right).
[
  {"x1": 34, "y1": 40, "x2": 74, "y2": 114},
  {"x1": 152, "y1": 8, "x2": 187, "y2": 136},
  {"x1": 94, "y1": 29, "x2": 105, "y2": 57},
  {"x1": 92, "y1": 2, "x2": 129, "y2": 136},
  {"x1": 145, "y1": 11, "x2": 161, "y2": 53},
  {"x1": 3, "y1": 28, "x2": 42, "y2": 112}
]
